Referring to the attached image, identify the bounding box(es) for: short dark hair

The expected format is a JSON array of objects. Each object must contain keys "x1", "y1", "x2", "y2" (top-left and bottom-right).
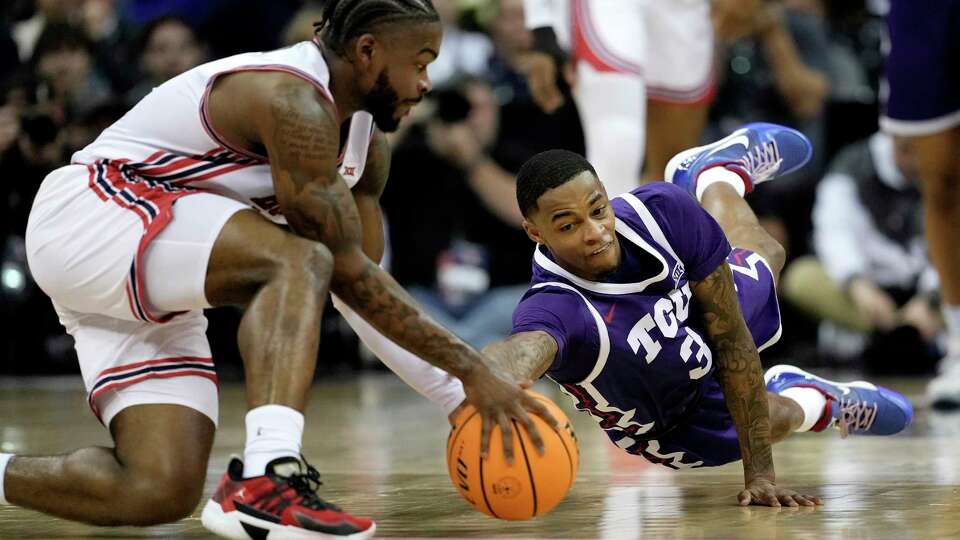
[
  {"x1": 314, "y1": 0, "x2": 439, "y2": 55},
  {"x1": 516, "y1": 149, "x2": 598, "y2": 216}
]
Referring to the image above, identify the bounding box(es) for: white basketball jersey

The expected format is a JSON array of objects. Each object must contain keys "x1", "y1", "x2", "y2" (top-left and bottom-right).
[{"x1": 71, "y1": 40, "x2": 374, "y2": 224}]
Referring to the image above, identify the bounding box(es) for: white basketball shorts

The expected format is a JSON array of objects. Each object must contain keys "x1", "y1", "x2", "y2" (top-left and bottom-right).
[
  {"x1": 26, "y1": 164, "x2": 250, "y2": 427},
  {"x1": 570, "y1": 0, "x2": 714, "y2": 104}
]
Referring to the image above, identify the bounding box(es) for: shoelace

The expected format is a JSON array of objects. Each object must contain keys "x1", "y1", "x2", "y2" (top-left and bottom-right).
[
  {"x1": 739, "y1": 140, "x2": 783, "y2": 183},
  {"x1": 283, "y1": 458, "x2": 342, "y2": 512},
  {"x1": 835, "y1": 398, "x2": 878, "y2": 438}
]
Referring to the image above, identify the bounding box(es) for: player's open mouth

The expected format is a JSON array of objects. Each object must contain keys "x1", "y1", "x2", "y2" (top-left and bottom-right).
[{"x1": 590, "y1": 243, "x2": 612, "y2": 256}]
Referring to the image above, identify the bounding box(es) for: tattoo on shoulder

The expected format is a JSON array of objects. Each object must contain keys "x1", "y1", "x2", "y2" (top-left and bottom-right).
[
  {"x1": 696, "y1": 263, "x2": 740, "y2": 336},
  {"x1": 270, "y1": 83, "x2": 339, "y2": 192}
]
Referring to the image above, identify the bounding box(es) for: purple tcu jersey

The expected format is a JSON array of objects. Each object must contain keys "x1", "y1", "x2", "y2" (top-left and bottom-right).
[{"x1": 512, "y1": 182, "x2": 782, "y2": 468}]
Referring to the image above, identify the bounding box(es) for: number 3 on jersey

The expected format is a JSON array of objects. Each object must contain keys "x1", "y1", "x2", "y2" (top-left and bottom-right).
[{"x1": 626, "y1": 283, "x2": 712, "y2": 380}]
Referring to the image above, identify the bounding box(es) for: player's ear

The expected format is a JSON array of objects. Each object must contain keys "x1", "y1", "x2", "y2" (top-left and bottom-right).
[
  {"x1": 522, "y1": 219, "x2": 543, "y2": 244},
  {"x1": 352, "y1": 33, "x2": 377, "y2": 69}
]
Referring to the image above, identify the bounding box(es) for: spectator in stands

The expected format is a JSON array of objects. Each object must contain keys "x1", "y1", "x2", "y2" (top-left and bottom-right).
[
  {"x1": 31, "y1": 23, "x2": 112, "y2": 121},
  {"x1": 126, "y1": 15, "x2": 206, "y2": 105},
  {"x1": 707, "y1": 0, "x2": 830, "y2": 257},
  {"x1": 382, "y1": 79, "x2": 524, "y2": 348},
  {"x1": 383, "y1": 68, "x2": 582, "y2": 348},
  {"x1": 378, "y1": 0, "x2": 585, "y2": 348},
  {"x1": 11, "y1": 0, "x2": 75, "y2": 63},
  {"x1": 428, "y1": 0, "x2": 493, "y2": 89},
  {"x1": 485, "y1": 0, "x2": 582, "y2": 168},
  {"x1": 782, "y1": 133, "x2": 942, "y2": 372},
  {"x1": 282, "y1": 4, "x2": 325, "y2": 46}
]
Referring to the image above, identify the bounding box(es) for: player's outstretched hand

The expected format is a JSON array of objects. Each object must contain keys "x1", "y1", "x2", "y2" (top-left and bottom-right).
[
  {"x1": 737, "y1": 478, "x2": 823, "y2": 507},
  {"x1": 460, "y1": 365, "x2": 559, "y2": 464}
]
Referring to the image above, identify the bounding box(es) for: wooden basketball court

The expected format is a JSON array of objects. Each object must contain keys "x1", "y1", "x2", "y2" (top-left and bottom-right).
[{"x1": 1, "y1": 373, "x2": 958, "y2": 539}]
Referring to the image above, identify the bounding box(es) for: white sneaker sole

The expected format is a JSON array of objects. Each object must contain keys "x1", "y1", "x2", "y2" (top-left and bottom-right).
[
  {"x1": 201, "y1": 500, "x2": 376, "y2": 540},
  {"x1": 764, "y1": 364, "x2": 876, "y2": 392}
]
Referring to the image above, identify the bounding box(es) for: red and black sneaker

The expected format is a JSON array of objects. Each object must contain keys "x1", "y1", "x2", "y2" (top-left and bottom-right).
[{"x1": 201, "y1": 456, "x2": 375, "y2": 540}]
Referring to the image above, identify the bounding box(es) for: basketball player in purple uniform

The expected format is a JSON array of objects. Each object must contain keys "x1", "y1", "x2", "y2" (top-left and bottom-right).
[
  {"x1": 881, "y1": 0, "x2": 960, "y2": 408},
  {"x1": 494, "y1": 124, "x2": 913, "y2": 505},
  {"x1": 351, "y1": 123, "x2": 914, "y2": 507}
]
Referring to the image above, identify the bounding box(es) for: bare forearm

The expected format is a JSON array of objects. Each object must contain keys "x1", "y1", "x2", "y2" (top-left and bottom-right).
[
  {"x1": 331, "y1": 253, "x2": 483, "y2": 380},
  {"x1": 694, "y1": 263, "x2": 775, "y2": 483},
  {"x1": 480, "y1": 331, "x2": 557, "y2": 383},
  {"x1": 715, "y1": 345, "x2": 775, "y2": 483}
]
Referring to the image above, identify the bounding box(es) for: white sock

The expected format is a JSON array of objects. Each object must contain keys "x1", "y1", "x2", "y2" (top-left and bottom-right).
[
  {"x1": 780, "y1": 387, "x2": 828, "y2": 432},
  {"x1": 333, "y1": 294, "x2": 467, "y2": 414},
  {"x1": 696, "y1": 166, "x2": 747, "y2": 202},
  {"x1": 243, "y1": 405, "x2": 304, "y2": 477},
  {"x1": 0, "y1": 453, "x2": 13, "y2": 505}
]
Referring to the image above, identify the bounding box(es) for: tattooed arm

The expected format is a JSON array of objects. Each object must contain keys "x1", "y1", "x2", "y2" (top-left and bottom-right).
[
  {"x1": 481, "y1": 331, "x2": 558, "y2": 383},
  {"x1": 693, "y1": 262, "x2": 774, "y2": 481},
  {"x1": 445, "y1": 331, "x2": 557, "y2": 424},
  {"x1": 693, "y1": 262, "x2": 815, "y2": 507},
  {"x1": 254, "y1": 77, "x2": 556, "y2": 457}
]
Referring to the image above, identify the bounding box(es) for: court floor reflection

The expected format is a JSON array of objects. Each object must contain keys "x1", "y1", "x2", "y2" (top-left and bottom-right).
[{"x1": 0, "y1": 374, "x2": 957, "y2": 539}]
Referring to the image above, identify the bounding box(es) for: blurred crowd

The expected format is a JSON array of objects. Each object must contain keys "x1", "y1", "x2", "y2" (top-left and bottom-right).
[{"x1": 0, "y1": 0, "x2": 939, "y2": 377}]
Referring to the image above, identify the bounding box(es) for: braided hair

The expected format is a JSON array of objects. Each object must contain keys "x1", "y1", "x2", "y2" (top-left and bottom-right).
[
  {"x1": 315, "y1": 0, "x2": 439, "y2": 55},
  {"x1": 516, "y1": 150, "x2": 598, "y2": 217}
]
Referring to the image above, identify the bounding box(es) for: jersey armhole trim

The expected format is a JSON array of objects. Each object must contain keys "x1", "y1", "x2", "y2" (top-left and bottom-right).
[{"x1": 199, "y1": 65, "x2": 337, "y2": 163}]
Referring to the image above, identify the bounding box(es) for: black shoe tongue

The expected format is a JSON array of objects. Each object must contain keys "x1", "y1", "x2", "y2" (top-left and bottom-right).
[{"x1": 266, "y1": 456, "x2": 303, "y2": 478}]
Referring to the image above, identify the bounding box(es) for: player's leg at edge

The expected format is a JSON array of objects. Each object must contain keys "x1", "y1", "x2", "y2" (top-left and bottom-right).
[
  {"x1": 200, "y1": 210, "x2": 374, "y2": 540},
  {"x1": 1, "y1": 404, "x2": 215, "y2": 525},
  {"x1": 0, "y1": 208, "x2": 373, "y2": 539},
  {"x1": 666, "y1": 123, "x2": 914, "y2": 441},
  {"x1": 910, "y1": 127, "x2": 960, "y2": 409}
]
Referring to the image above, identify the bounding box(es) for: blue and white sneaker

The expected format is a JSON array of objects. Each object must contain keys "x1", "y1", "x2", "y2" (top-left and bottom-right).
[
  {"x1": 665, "y1": 122, "x2": 813, "y2": 199},
  {"x1": 765, "y1": 365, "x2": 913, "y2": 437}
]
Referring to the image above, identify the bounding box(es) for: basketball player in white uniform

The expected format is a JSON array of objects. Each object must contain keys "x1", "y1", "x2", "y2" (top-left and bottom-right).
[
  {"x1": 0, "y1": 2, "x2": 554, "y2": 538},
  {"x1": 519, "y1": 0, "x2": 757, "y2": 196}
]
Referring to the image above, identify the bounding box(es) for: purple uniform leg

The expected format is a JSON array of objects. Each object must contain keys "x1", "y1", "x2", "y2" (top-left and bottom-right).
[{"x1": 633, "y1": 248, "x2": 781, "y2": 468}]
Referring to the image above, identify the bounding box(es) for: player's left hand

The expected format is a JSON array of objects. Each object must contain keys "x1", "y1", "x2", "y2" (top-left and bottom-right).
[{"x1": 737, "y1": 478, "x2": 823, "y2": 507}]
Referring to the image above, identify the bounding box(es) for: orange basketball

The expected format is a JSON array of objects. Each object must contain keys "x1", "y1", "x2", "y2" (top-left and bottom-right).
[{"x1": 446, "y1": 391, "x2": 579, "y2": 520}]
